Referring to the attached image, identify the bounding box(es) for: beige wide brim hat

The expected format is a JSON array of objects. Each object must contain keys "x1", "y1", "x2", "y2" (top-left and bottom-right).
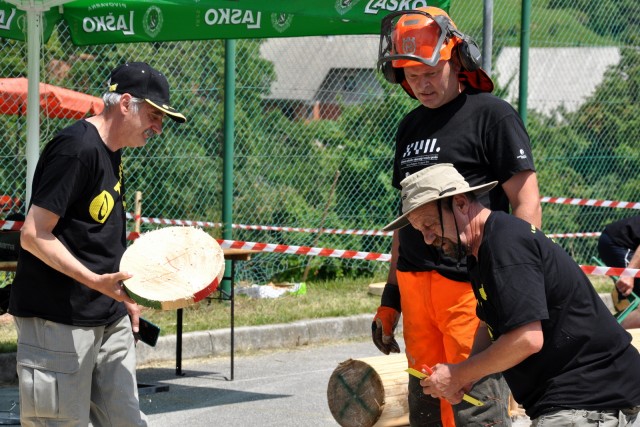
[
  {"x1": 120, "y1": 226, "x2": 225, "y2": 310},
  {"x1": 382, "y1": 163, "x2": 498, "y2": 232}
]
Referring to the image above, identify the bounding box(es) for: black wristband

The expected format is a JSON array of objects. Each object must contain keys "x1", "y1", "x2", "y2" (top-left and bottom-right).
[{"x1": 381, "y1": 282, "x2": 401, "y2": 312}]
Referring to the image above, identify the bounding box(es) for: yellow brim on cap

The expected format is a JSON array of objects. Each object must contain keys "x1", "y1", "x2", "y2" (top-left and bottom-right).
[{"x1": 146, "y1": 99, "x2": 186, "y2": 123}]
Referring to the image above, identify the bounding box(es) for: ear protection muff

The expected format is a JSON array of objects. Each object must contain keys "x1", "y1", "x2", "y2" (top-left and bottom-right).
[
  {"x1": 449, "y1": 29, "x2": 482, "y2": 71},
  {"x1": 379, "y1": 62, "x2": 416, "y2": 97},
  {"x1": 432, "y1": 14, "x2": 482, "y2": 72},
  {"x1": 381, "y1": 61, "x2": 404, "y2": 84}
]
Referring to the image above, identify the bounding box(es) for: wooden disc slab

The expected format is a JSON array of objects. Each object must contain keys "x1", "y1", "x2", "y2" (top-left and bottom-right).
[{"x1": 120, "y1": 226, "x2": 225, "y2": 310}]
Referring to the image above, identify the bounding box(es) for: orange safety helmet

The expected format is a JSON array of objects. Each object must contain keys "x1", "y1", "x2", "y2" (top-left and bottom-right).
[
  {"x1": 392, "y1": 7, "x2": 458, "y2": 68},
  {"x1": 378, "y1": 7, "x2": 493, "y2": 97}
]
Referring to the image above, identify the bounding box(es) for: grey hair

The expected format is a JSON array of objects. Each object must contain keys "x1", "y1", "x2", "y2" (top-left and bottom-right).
[{"x1": 102, "y1": 92, "x2": 145, "y2": 114}]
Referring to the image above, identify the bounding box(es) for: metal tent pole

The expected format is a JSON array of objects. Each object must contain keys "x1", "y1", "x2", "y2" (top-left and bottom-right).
[
  {"x1": 482, "y1": 0, "x2": 493, "y2": 75},
  {"x1": 25, "y1": 8, "x2": 42, "y2": 209},
  {"x1": 518, "y1": 0, "x2": 532, "y2": 125},
  {"x1": 221, "y1": 39, "x2": 236, "y2": 298}
]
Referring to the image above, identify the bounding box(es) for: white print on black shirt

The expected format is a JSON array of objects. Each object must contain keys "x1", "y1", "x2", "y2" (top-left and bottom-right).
[
  {"x1": 517, "y1": 149, "x2": 528, "y2": 159},
  {"x1": 400, "y1": 138, "x2": 440, "y2": 173}
]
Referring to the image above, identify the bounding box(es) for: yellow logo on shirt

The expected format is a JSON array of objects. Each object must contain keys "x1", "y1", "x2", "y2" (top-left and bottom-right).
[
  {"x1": 487, "y1": 323, "x2": 495, "y2": 340},
  {"x1": 479, "y1": 284, "x2": 488, "y2": 301},
  {"x1": 89, "y1": 191, "x2": 114, "y2": 224}
]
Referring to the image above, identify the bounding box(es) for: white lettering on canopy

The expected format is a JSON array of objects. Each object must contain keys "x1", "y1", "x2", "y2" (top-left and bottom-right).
[
  {"x1": 82, "y1": 11, "x2": 135, "y2": 35},
  {"x1": 204, "y1": 8, "x2": 261, "y2": 29},
  {"x1": 364, "y1": 0, "x2": 428, "y2": 15},
  {"x1": 0, "y1": 8, "x2": 16, "y2": 31}
]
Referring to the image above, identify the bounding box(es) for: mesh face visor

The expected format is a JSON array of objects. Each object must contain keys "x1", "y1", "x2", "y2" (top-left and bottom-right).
[{"x1": 378, "y1": 10, "x2": 455, "y2": 70}]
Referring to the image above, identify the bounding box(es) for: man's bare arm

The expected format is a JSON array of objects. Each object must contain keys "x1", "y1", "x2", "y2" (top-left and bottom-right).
[{"x1": 502, "y1": 170, "x2": 542, "y2": 228}]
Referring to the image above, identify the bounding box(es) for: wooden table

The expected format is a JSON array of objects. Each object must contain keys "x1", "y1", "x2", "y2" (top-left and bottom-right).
[{"x1": 175, "y1": 248, "x2": 258, "y2": 380}]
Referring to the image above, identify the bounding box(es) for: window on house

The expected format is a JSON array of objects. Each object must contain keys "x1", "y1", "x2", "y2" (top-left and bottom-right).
[{"x1": 342, "y1": 74, "x2": 357, "y2": 92}]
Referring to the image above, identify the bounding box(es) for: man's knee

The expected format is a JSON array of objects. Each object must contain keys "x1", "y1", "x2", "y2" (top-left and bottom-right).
[{"x1": 452, "y1": 373, "x2": 511, "y2": 426}]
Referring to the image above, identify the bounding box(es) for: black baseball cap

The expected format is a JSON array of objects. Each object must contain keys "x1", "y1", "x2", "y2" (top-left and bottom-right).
[{"x1": 108, "y1": 62, "x2": 186, "y2": 123}]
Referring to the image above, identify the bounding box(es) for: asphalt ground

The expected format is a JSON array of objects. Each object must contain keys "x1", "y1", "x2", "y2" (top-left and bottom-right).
[
  {"x1": 0, "y1": 335, "x2": 533, "y2": 426},
  {"x1": 139, "y1": 338, "x2": 385, "y2": 426},
  {"x1": 0, "y1": 294, "x2": 614, "y2": 425},
  {"x1": 136, "y1": 338, "x2": 532, "y2": 427}
]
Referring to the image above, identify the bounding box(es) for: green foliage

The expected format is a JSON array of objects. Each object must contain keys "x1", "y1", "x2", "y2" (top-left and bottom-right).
[
  {"x1": 0, "y1": 1, "x2": 638, "y2": 281},
  {"x1": 451, "y1": 0, "x2": 617, "y2": 49},
  {"x1": 528, "y1": 46, "x2": 640, "y2": 247},
  {"x1": 547, "y1": 0, "x2": 640, "y2": 44}
]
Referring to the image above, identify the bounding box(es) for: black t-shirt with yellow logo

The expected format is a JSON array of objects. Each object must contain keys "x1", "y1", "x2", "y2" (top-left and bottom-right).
[
  {"x1": 9, "y1": 120, "x2": 127, "y2": 326},
  {"x1": 468, "y1": 211, "x2": 640, "y2": 419}
]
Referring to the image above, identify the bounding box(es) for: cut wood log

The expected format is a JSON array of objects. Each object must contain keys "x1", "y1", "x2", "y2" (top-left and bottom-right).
[{"x1": 327, "y1": 353, "x2": 409, "y2": 427}]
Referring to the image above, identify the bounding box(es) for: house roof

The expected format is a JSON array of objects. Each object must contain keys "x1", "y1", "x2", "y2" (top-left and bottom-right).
[
  {"x1": 261, "y1": 37, "x2": 622, "y2": 116},
  {"x1": 260, "y1": 35, "x2": 379, "y2": 101},
  {"x1": 494, "y1": 47, "x2": 621, "y2": 116}
]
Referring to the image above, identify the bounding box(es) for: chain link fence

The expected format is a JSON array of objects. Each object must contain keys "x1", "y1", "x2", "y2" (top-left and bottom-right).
[{"x1": 0, "y1": 1, "x2": 638, "y2": 285}]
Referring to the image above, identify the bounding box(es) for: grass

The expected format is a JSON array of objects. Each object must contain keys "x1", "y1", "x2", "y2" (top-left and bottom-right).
[
  {"x1": 0, "y1": 274, "x2": 615, "y2": 354},
  {"x1": 141, "y1": 276, "x2": 382, "y2": 336},
  {"x1": 0, "y1": 275, "x2": 384, "y2": 353}
]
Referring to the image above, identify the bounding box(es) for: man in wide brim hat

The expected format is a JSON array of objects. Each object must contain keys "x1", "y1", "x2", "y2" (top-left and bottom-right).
[{"x1": 391, "y1": 163, "x2": 640, "y2": 426}]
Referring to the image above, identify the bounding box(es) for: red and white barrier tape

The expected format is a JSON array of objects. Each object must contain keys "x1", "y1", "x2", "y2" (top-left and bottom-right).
[
  {"x1": 2, "y1": 227, "x2": 637, "y2": 278},
  {"x1": 580, "y1": 265, "x2": 640, "y2": 278},
  {"x1": 123, "y1": 213, "x2": 629, "y2": 239},
  {"x1": 214, "y1": 238, "x2": 640, "y2": 278},
  {"x1": 124, "y1": 213, "x2": 393, "y2": 236},
  {"x1": 216, "y1": 239, "x2": 392, "y2": 262},
  {"x1": 228, "y1": 224, "x2": 392, "y2": 236},
  {"x1": 0, "y1": 221, "x2": 22, "y2": 231},
  {"x1": 541, "y1": 196, "x2": 640, "y2": 210},
  {"x1": 124, "y1": 193, "x2": 639, "y2": 231},
  {"x1": 126, "y1": 212, "x2": 219, "y2": 228},
  {"x1": 3, "y1": 194, "x2": 638, "y2": 233},
  {"x1": 0, "y1": 218, "x2": 607, "y2": 240},
  {"x1": 124, "y1": 214, "x2": 604, "y2": 240},
  {"x1": 546, "y1": 232, "x2": 601, "y2": 239}
]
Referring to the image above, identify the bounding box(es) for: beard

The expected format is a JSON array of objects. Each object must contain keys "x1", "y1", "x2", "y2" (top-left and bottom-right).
[{"x1": 434, "y1": 236, "x2": 467, "y2": 259}]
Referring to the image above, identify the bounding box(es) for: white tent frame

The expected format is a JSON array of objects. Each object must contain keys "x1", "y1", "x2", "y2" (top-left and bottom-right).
[{"x1": 6, "y1": 1, "x2": 70, "y2": 207}]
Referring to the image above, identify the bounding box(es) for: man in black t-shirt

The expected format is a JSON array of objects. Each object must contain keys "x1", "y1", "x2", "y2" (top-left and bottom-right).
[
  {"x1": 9, "y1": 62, "x2": 186, "y2": 426},
  {"x1": 598, "y1": 215, "x2": 640, "y2": 328},
  {"x1": 374, "y1": 6, "x2": 542, "y2": 426},
  {"x1": 384, "y1": 163, "x2": 640, "y2": 425}
]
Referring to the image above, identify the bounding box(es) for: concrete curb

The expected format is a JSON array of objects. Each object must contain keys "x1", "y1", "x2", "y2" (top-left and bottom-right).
[
  {"x1": 133, "y1": 313, "x2": 377, "y2": 366},
  {"x1": 0, "y1": 292, "x2": 616, "y2": 385},
  {"x1": 0, "y1": 314, "x2": 379, "y2": 385}
]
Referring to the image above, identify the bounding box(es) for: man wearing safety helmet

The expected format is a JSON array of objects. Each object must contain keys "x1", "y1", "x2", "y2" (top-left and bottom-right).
[{"x1": 373, "y1": 7, "x2": 542, "y2": 426}]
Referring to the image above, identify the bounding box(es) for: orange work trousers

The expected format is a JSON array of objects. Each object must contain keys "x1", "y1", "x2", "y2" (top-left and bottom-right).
[{"x1": 397, "y1": 270, "x2": 479, "y2": 427}]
